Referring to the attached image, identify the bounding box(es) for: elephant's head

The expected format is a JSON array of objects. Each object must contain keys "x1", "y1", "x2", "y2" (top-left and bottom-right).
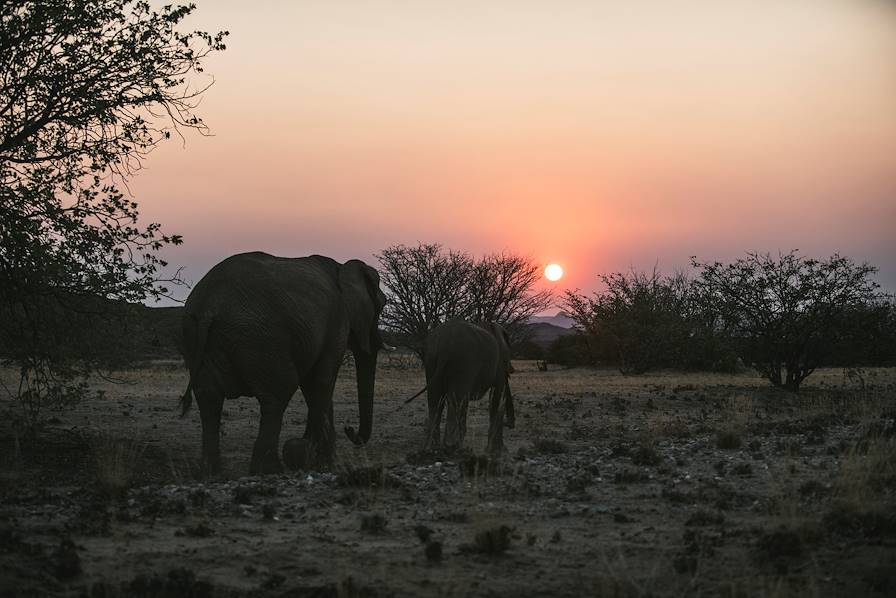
[{"x1": 339, "y1": 259, "x2": 388, "y2": 445}]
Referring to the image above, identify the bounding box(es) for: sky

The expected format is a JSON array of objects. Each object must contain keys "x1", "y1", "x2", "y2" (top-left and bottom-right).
[{"x1": 133, "y1": 0, "x2": 896, "y2": 307}]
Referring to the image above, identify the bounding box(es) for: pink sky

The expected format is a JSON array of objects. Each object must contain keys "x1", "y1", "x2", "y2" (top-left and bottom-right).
[{"x1": 134, "y1": 0, "x2": 896, "y2": 305}]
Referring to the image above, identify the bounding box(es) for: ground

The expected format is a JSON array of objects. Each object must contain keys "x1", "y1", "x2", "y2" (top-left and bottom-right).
[{"x1": 1, "y1": 360, "x2": 894, "y2": 597}]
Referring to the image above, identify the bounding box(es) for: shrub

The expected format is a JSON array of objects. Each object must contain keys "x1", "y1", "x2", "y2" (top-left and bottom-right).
[{"x1": 92, "y1": 433, "x2": 147, "y2": 498}]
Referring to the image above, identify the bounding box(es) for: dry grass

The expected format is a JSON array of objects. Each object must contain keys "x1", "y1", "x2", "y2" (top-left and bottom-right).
[
  {"x1": 646, "y1": 412, "x2": 689, "y2": 439},
  {"x1": 5, "y1": 362, "x2": 894, "y2": 597},
  {"x1": 833, "y1": 434, "x2": 896, "y2": 506},
  {"x1": 91, "y1": 431, "x2": 146, "y2": 498}
]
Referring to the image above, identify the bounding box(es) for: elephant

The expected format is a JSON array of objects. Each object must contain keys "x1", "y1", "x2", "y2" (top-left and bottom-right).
[
  {"x1": 179, "y1": 252, "x2": 388, "y2": 475},
  {"x1": 422, "y1": 319, "x2": 514, "y2": 454}
]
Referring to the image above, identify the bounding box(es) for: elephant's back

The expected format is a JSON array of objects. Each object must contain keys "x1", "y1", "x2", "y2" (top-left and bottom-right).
[
  {"x1": 182, "y1": 253, "x2": 344, "y2": 396},
  {"x1": 425, "y1": 320, "x2": 498, "y2": 393},
  {"x1": 187, "y1": 252, "x2": 338, "y2": 313}
]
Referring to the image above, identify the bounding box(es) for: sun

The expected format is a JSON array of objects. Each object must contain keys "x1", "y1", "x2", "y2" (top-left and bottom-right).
[{"x1": 544, "y1": 263, "x2": 564, "y2": 282}]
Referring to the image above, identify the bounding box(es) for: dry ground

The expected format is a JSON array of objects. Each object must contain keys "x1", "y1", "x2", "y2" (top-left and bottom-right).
[{"x1": 1, "y1": 360, "x2": 894, "y2": 597}]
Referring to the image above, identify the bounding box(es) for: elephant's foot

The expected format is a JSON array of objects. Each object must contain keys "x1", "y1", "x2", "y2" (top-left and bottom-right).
[
  {"x1": 283, "y1": 437, "x2": 313, "y2": 471},
  {"x1": 422, "y1": 433, "x2": 439, "y2": 454},
  {"x1": 249, "y1": 447, "x2": 283, "y2": 475},
  {"x1": 201, "y1": 461, "x2": 221, "y2": 479},
  {"x1": 201, "y1": 451, "x2": 222, "y2": 478},
  {"x1": 310, "y1": 441, "x2": 335, "y2": 469},
  {"x1": 249, "y1": 458, "x2": 283, "y2": 475},
  {"x1": 442, "y1": 442, "x2": 464, "y2": 457},
  {"x1": 283, "y1": 437, "x2": 333, "y2": 471},
  {"x1": 486, "y1": 439, "x2": 506, "y2": 456}
]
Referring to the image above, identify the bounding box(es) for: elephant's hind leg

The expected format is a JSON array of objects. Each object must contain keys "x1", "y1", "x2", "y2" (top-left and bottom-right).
[
  {"x1": 194, "y1": 386, "x2": 225, "y2": 476},
  {"x1": 424, "y1": 388, "x2": 446, "y2": 451},
  {"x1": 250, "y1": 395, "x2": 290, "y2": 475},
  {"x1": 444, "y1": 394, "x2": 470, "y2": 452},
  {"x1": 504, "y1": 386, "x2": 516, "y2": 429},
  {"x1": 487, "y1": 385, "x2": 507, "y2": 454}
]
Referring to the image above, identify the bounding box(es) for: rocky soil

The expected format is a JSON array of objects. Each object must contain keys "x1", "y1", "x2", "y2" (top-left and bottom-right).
[{"x1": 1, "y1": 362, "x2": 894, "y2": 597}]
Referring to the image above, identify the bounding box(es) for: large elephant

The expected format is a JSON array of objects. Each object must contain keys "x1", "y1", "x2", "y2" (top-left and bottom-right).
[
  {"x1": 423, "y1": 319, "x2": 514, "y2": 454},
  {"x1": 180, "y1": 252, "x2": 387, "y2": 474}
]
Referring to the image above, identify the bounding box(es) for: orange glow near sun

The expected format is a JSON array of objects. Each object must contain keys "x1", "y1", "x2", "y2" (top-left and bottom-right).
[{"x1": 545, "y1": 263, "x2": 564, "y2": 282}]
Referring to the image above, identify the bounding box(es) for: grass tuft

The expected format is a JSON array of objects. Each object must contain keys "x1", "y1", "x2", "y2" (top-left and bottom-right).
[
  {"x1": 360, "y1": 512, "x2": 388, "y2": 534},
  {"x1": 531, "y1": 438, "x2": 569, "y2": 454},
  {"x1": 715, "y1": 427, "x2": 743, "y2": 450},
  {"x1": 91, "y1": 432, "x2": 146, "y2": 498},
  {"x1": 471, "y1": 524, "x2": 513, "y2": 555}
]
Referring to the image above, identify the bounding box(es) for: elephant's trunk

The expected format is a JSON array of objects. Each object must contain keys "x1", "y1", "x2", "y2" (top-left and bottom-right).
[{"x1": 345, "y1": 350, "x2": 377, "y2": 445}]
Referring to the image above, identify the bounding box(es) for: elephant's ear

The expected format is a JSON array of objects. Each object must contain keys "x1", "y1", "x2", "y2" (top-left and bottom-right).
[
  {"x1": 489, "y1": 322, "x2": 509, "y2": 347},
  {"x1": 339, "y1": 260, "x2": 386, "y2": 354}
]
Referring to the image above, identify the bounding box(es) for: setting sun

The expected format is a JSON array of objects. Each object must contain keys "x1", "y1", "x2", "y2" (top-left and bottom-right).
[{"x1": 545, "y1": 263, "x2": 564, "y2": 282}]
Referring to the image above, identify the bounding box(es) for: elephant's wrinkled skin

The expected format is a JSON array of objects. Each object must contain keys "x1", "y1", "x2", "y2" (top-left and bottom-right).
[
  {"x1": 180, "y1": 252, "x2": 386, "y2": 474},
  {"x1": 423, "y1": 320, "x2": 514, "y2": 454}
]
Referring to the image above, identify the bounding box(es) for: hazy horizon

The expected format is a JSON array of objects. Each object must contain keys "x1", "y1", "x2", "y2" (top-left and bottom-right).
[{"x1": 135, "y1": 0, "x2": 896, "y2": 305}]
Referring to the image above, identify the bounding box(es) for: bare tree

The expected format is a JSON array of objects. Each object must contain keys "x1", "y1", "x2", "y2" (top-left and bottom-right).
[
  {"x1": 467, "y1": 252, "x2": 553, "y2": 342},
  {"x1": 376, "y1": 244, "x2": 472, "y2": 355},
  {"x1": 377, "y1": 244, "x2": 553, "y2": 355}
]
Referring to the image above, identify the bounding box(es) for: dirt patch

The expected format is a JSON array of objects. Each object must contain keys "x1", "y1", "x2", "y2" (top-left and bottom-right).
[{"x1": 1, "y1": 363, "x2": 895, "y2": 596}]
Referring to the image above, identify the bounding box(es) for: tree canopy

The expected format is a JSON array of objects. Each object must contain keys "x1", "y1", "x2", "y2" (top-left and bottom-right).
[
  {"x1": 0, "y1": 0, "x2": 226, "y2": 430},
  {"x1": 376, "y1": 243, "x2": 553, "y2": 355}
]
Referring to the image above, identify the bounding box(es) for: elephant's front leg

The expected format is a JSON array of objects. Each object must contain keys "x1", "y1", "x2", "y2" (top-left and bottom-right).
[
  {"x1": 299, "y1": 371, "x2": 338, "y2": 468},
  {"x1": 487, "y1": 384, "x2": 507, "y2": 454},
  {"x1": 250, "y1": 396, "x2": 289, "y2": 474}
]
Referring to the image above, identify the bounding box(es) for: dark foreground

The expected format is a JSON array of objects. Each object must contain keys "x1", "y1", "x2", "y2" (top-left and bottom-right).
[{"x1": 1, "y1": 362, "x2": 894, "y2": 597}]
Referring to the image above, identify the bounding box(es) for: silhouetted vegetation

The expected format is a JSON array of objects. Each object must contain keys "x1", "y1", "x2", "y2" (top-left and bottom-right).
[
  {"x1": 558, "y1": 252, "x2": 891, "y2": 387},
  {"x1": 547, "y1": 334, "x2": 597, "y2": 367},
  {"x1": 377, "y1": 243, "x2": 552, "y2": 356},
  {"x1": 0, "y1": 1, "x2": 226, "y2": 432},
  {"x1": 562, "y1": 269, "x2": 736, "y2": 374},
  {"x1": 694, "y1": 251, "x2": 882, "y2": 391},
  {"x1": 511, "y1": 339, "x2": 546, "y2": 360}
]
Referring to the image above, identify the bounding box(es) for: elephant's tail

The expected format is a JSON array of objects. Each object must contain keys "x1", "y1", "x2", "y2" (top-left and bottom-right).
[
  {"x1": 180, "y1": 379, "x2": 194, "y2": 417},
  {"x1": 403, "y1": 385, "x2": 427, "y2": 404},
  {"x1": 179, "y1": 311, "x2": 212, "y2": 417}
]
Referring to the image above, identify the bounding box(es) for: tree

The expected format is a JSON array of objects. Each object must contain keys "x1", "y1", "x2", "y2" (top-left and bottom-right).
[
  {"x1": 376, "y1": 244, "x2": 472, "y2": 355},
  {"x1": 693, "y1": 251, "x2": 879, "y2": 391},
  {"x1": 376, "y1": 243, "x2": 552, "y2": 356},
  {"x1": 466, "y1": 252, "x2": 553, "y2": 339},
  {"x1": 0, "y1": 1, "x2": 227, "y2": 432}
]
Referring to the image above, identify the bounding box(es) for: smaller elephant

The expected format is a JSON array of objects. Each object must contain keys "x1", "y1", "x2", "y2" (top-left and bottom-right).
[{"x1": 422, "y1": 320, "x2": 514, "y2": 454}]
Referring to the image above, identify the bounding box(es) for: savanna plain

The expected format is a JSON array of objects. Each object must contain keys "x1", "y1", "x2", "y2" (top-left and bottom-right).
[{"x1": 1, "y1": 359, "x2": 894, "y2": 597}]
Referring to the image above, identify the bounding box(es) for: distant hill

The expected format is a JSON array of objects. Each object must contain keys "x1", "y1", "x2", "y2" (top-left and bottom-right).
[
  {"x1": 525, "y1": 322, "x2": 575, "y2": 348},
  {"x1": 528, "y1": 312, "x2": 576, "y2": 329}
]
